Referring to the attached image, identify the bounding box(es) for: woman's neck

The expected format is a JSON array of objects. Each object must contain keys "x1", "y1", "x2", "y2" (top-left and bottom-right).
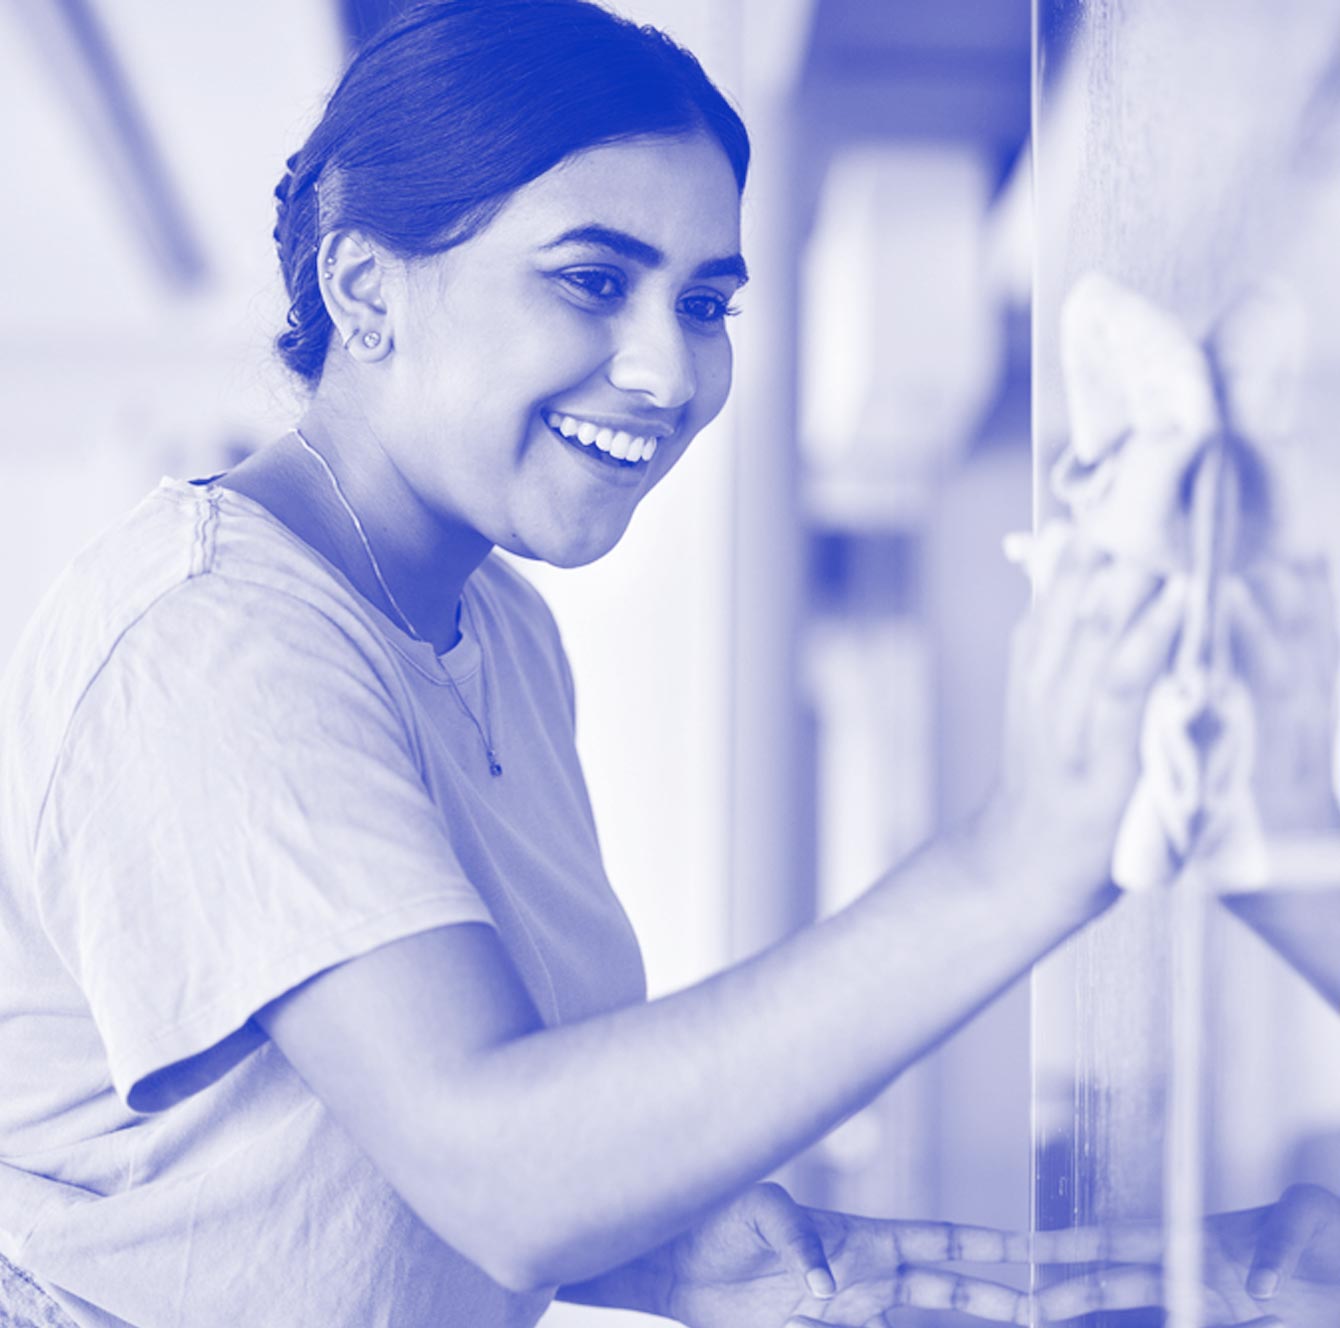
[{"x1": 219, "y1": 408, "x2": 492, "y2": 653}]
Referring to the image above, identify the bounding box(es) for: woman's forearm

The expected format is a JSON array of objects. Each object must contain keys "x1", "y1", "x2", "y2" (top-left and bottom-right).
[{"x1": 429, "y1": 813, "x2": 1112, "y2": 1290}]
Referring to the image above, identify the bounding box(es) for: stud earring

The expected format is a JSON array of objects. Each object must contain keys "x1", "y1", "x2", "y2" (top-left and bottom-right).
[{"x1": 362, "y1": 331, "x2": 382, "y2": 348}]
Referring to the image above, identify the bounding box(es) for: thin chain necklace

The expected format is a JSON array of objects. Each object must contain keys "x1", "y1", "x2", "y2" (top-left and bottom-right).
[{"x1": 292, "y1": 427, "x2": 503, "y2": 777}]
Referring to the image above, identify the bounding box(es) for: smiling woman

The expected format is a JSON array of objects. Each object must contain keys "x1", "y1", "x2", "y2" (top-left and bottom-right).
[
  {"x1": 279, "y1": 132, "x2": 746, "y2": 597},
  {"x1": 0, "y1": 2, "x2": 1204, "y2": 1327}
]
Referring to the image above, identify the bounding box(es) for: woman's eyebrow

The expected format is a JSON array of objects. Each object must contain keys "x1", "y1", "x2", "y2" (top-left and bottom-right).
[{"x1": 540, "y1": 224, "x2": 749, "y2": 286}]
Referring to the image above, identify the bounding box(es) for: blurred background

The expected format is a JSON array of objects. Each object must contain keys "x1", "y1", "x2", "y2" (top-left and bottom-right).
[{"x1": 4, "y1": 1, "x2": 1340, "y2": 1324}]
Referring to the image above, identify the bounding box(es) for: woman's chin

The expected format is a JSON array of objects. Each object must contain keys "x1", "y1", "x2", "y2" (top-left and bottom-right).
[{"x1": 500, "y1": 519, "x2": 630, "y2": 569}]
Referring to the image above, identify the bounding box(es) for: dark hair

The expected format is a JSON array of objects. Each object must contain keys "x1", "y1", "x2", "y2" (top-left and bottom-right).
[{"x1": 273, "y1": 0, "x2": 750, "y2": 384}]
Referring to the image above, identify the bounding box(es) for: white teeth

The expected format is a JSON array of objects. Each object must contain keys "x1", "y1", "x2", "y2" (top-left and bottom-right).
[
  {"x1": 545, "y1": 412, "x2": 583, "y2": 440},
  {"x1": 546, "y1": 411, "x2": 663, "y2": 463}
]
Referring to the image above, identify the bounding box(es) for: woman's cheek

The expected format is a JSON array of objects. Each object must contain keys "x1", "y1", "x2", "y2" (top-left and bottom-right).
[
  {"x1": 693, "y1": 335, "x2": 734, "y2": 430},
  {"x1": 534, "y1": 305, "x2": 614, "y2": 378}
]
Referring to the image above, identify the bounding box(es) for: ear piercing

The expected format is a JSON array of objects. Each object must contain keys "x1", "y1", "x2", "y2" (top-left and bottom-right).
[
  {"x1": 341, "y1": 328, "x2": 385, "y2": 350},
  {"x1": 322, "y1": 254, "x2": 336, "y2": 280}
]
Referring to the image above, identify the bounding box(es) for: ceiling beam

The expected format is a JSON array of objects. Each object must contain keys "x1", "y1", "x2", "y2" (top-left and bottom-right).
[{"x1": 11, "y1": 0, "x2": 210, "y2": 290}]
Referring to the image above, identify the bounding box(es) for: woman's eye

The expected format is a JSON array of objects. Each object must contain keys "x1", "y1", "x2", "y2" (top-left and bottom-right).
[
  {"x1": 557, "y1": 269, "x2": 626, "y2": 304},
  {"x1": 679, "y1": 292, "x2": 740, "y2": 329}
]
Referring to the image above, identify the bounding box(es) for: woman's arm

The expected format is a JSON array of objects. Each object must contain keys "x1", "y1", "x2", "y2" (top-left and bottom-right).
[
  {"x1": 259, "y1": 823, "x2": 1093, "y2": 1293},
  {"x1": 256, "y1": 551, "x2": 1181, "y2": 1294}
]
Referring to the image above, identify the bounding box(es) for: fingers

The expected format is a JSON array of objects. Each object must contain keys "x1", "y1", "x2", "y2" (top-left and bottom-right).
[
  {"x1": 802, "y1": 1217, "x2": 1036, "y2": 1324},
  {"x1": 1051, "y1": 562, "x2": 1169, "y2": 765},
  {"x1": 1005, "y1": 543, "x2": 1095, "y2": 772},
  {"x1": 1100, "y1": 572, "x2": 1187, "y2": 700},
  {"x1": 1032, "y1": 1263, "x2": 1231, "y2": 1321},
  {"x1": 825, "y1": 1213, "x2": 1040, "y2": 1268},
  {"x1": 1246, "y1": 1181, "x2": 1336, "y2": 1299},
  {"x1": 1021, "y1": 536, "x2": 1108, "y2": 706},
  {"x1": 879, "y1": 1218, "x2": 1031, "y2": 1265},
  {"x1": 1078, "y1": 576, "x2": 1187, "y2": 789},
  {"x1": 1033, "y1": 1264, "x2": 1159, "y2": 1318},
  {"x1": 875, "y1": 1265, "x2": 1032, "y2": 1326},
  {"x1": 1025, "y1": 1222, "x2": 1165, "y2": 1265},
  {"x1": 1010, "y1": 540, "x2": 1179, "y2": 773},
  {"x1": 750, "y1": 1184, "x2": 836, "y2": 1300}
]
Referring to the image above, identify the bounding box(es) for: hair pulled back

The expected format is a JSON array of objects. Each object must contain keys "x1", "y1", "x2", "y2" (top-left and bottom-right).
[{"x1": 273, "y1": 0, "x2": 750, "y2": 384}]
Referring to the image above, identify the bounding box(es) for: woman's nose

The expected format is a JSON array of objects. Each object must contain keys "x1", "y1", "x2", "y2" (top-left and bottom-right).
[{"x1": 606, "y1": 309, "x2": 697, "y2": 410}]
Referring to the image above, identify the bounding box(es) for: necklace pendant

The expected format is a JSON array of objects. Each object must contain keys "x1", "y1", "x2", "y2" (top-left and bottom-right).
[{"x1": 488, "y1": 757, "x2": 504, "y2": 777}]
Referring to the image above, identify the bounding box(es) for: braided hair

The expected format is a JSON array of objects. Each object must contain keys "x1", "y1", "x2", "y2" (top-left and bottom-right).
[
  {"x1": 272, "y1": 0, "x2": 750, "y2": 386},
  {"x1": 273, "y1": 150, "x2": 327, "y2": 382}
]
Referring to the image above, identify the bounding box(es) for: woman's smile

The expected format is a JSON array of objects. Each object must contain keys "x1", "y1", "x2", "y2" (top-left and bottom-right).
[
  {"x1": 540, "y1": 410, "x2": 655, "y2": 487},
  {"x1": 542, "y1": 410, "x2": 665, "y2": 468}
]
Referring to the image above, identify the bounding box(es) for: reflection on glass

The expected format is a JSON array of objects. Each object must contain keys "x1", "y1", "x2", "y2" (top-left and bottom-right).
[{"x1": 1030, "y1": 0, "x2": 1340, "y2": 1324}]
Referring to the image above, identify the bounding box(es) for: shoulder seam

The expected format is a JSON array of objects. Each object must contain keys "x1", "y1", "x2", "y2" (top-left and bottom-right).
[{"x1": 188, "y1": 484, "x2": 221, "y2": 578}]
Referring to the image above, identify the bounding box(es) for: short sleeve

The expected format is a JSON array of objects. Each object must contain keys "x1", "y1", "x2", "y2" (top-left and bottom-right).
[{"x1": 32, "y1": 575, "x2": 495, "y2": 1113}]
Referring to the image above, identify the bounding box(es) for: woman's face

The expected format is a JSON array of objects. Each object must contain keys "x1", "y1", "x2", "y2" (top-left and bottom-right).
[{"x1": 374, "y1": 131, "x2": 745, "y2": 567}]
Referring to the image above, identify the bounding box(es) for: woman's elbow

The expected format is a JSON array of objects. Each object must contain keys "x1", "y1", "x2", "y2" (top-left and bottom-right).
[
  {"x1": 406, "y1": 1145, "x2": 585, "y2": 1293},
  {"x1": 430, "y1": 1204, "x2": 583, "y2": 1294}
]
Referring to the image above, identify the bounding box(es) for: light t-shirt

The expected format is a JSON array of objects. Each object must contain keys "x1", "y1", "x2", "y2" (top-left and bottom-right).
[{"x1": 0, "y1": 476, "x2": 647, "y2": 1327}]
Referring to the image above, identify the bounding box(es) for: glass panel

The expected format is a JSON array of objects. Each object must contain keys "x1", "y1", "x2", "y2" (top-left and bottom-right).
[{"x1": 1031, "y1": 1, "x2": 1340, "y2": 1324}]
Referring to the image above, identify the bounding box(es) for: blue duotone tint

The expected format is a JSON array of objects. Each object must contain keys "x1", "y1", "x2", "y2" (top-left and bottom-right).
[{"x1": 1031, "y1": 1, "x2": 1340, "y2": 1325}]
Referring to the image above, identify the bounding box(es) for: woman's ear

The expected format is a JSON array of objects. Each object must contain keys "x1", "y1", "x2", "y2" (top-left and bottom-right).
[{"x1": 317, "y1": 230, "x2": 394, "y2": 363}]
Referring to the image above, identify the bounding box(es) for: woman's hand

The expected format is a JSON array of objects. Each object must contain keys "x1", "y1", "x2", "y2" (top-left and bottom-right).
[
  {"x1": 981, "y1": 533, "x2": 1186, "y2": 911},
  {"x1": 657, "y1": 1183, "x2": 1034, "y2": 1328},
  {"x1": 1029, "y1": 1182, "x2": 1340, "y2": 1325}
]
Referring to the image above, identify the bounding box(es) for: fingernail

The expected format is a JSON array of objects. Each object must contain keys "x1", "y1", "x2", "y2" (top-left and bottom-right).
[
  {"x1": 1247, "y1": 1268, "x2": 1279, "y2": 1299},
  {"x1": 805, "y1": 1267, "x2": 836, "y2": 1298}
]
